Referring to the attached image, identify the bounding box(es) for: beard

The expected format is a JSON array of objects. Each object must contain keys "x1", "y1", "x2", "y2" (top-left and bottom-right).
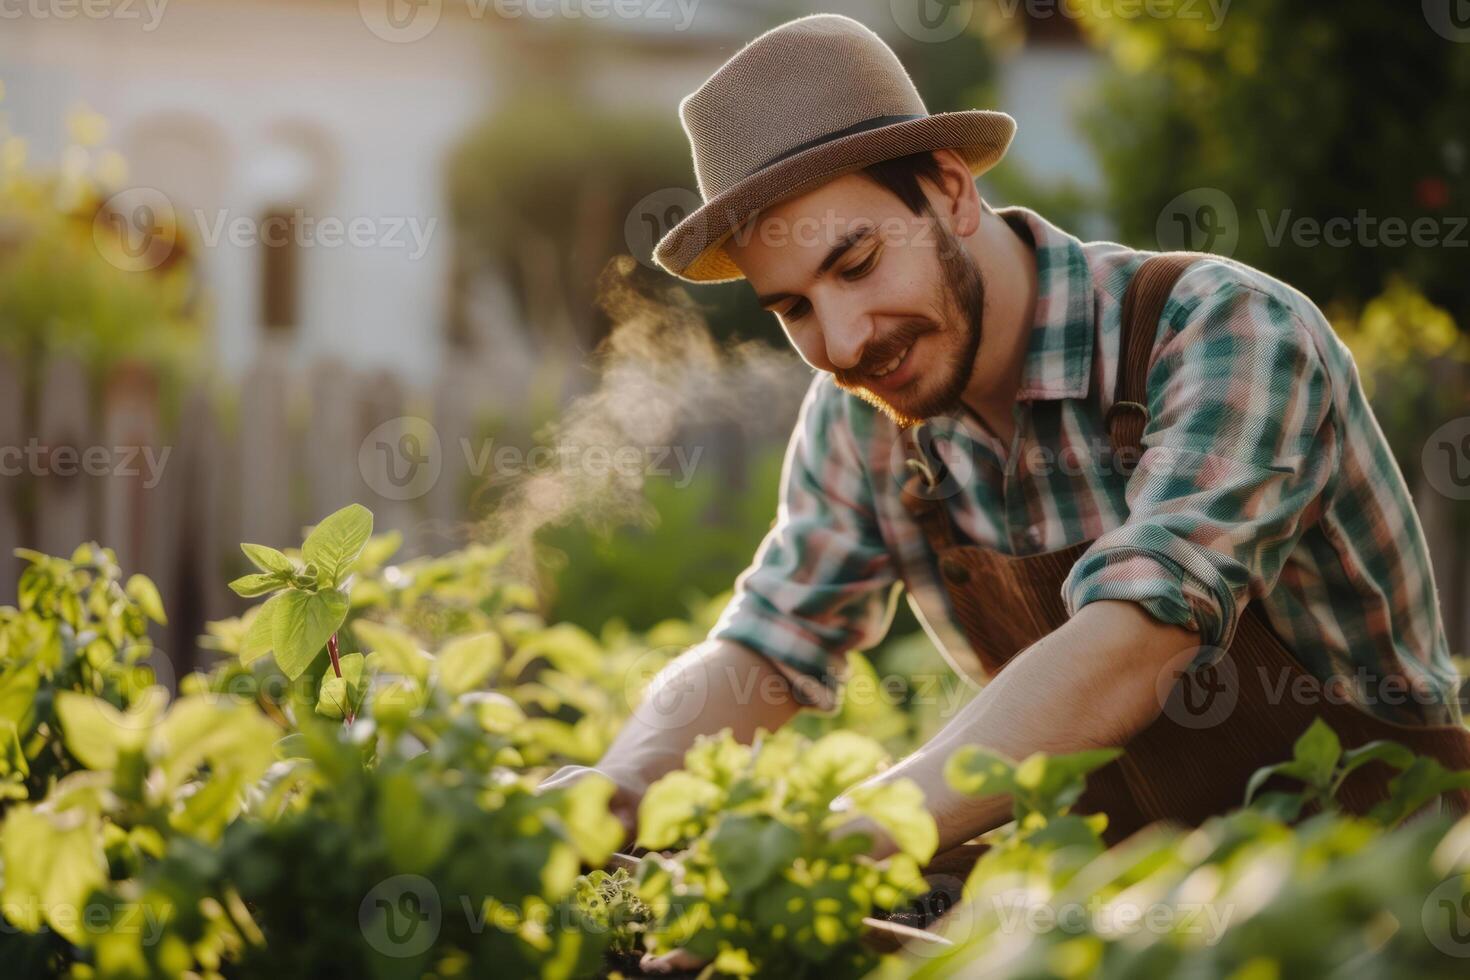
[{"x1": 831, "y1": 217, "x2": 986, "y2": 430}]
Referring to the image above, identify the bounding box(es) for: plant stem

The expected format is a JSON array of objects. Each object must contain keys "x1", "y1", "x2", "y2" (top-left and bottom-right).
[{"x1": 327, "y1": 633, "x2": 354, "y2": 724}]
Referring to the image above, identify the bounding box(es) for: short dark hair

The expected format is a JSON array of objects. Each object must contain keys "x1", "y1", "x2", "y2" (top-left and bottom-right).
[{"x1": 860, "y1": 149, "x2": 991, "y2": 218}]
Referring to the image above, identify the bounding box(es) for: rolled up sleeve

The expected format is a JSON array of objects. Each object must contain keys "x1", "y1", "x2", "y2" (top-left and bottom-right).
[
  {"x1": 709, "y1": 376, "x2": 898, "y2": 711},
  {"x1": 1063, "y1": 280, "x2": 1340, "y2": 652}
]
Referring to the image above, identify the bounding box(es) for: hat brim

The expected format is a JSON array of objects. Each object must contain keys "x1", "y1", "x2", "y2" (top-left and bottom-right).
[{"x1": 653, "y1": 109, "x2": 1016, "y2": 284}]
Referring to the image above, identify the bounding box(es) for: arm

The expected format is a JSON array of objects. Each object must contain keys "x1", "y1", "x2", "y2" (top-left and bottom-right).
[
  {"x1": 834, "y1": 600, "x2": 1200, "y2": 856},
  {"x1": 538, "y1": 638, "x2": 804, "y2": 842}
]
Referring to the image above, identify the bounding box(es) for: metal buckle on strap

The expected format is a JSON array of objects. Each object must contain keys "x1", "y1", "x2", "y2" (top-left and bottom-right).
[
  {"x1": 1104, "y1": 399, "x2": 1150, "y2": 428},
  {"x1": 904, "y1": 422, "x2": 942, "y2": 491},
  {"x1": 904, "y1": 455, "x2": 938, "y2": 491}
]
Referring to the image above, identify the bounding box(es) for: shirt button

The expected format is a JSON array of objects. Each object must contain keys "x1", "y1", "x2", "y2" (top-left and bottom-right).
[{"x1": 939, "y1": 556, "x2": 971, "y2": 585}]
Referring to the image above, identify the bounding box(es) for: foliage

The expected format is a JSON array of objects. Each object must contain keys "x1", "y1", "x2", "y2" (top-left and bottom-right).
[
  {"x1": 4, "y1": 508, "x2": 1470, "y2": 978},
  {"x1": 882, "y1": 736, "x2": 1470, "y2": 979},
  {"x1": 0, "y1": 104, "x2": 199, "y2": 385},
  {"x1": 1074, "y1": 0, "x2": 1470, "y2": 319},
  {"x1": 632, "y1": 728, "x2": 938, "y2": 978},
  {"x1": 0, "y1": 543, "x2": 169, "y2": 806}
]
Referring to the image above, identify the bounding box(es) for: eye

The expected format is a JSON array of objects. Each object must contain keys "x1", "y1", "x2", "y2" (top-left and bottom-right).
[
  {"x1": 782, "y1": 298, "x2": 812, "y2": 321},
  {"x1": 841, "y1": 249, "x2": 880, "y2": 281}
]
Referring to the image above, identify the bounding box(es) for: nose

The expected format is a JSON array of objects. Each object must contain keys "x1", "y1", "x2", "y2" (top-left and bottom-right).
[{"x1": 821, "y1": 308, "x2": 875, "y2": 372}]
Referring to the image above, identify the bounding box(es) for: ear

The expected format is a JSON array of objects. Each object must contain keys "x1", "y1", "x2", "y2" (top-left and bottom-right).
[{"x1": 929, "y1": 148, "x2": 984, "y2": 238}]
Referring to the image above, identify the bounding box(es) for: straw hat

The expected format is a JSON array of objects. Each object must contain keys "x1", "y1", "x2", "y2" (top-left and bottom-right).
[{"x1": 652, "y1": 13, "x2": 1015, "y2": 284}]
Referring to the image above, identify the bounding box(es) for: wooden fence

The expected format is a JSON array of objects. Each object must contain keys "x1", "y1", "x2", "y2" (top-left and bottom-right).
[{"x1": 0, "y1": 348, "x2": 550, "y2": 672}]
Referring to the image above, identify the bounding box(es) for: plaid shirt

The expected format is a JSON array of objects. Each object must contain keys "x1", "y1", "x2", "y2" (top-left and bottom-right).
[{"x1": 710, "y1": 206, "x2": 1463, "y2": 726}]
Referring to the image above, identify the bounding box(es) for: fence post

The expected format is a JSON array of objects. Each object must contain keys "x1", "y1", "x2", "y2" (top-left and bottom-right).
[
  {"x1": 0, "y1": 357, "x2": 22, "y2": 601},
  {"x1": 34, "y1": 357, "x2": 93, "y2": 559}
]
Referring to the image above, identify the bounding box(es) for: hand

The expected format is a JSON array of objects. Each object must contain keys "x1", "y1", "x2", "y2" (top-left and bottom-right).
[{"x1": 536, "y1": 764, "x2": 644, "y2": 849}]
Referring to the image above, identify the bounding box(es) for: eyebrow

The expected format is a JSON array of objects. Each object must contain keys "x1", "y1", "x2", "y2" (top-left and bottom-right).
[{"x1": 754, "y1": 225, "x2": 875, "y2": 311}]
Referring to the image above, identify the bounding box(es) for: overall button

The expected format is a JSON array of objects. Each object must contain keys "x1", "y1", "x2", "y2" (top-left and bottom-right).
[{"x1": 939, "y1": 556, "x2": 971, "y2": 584}]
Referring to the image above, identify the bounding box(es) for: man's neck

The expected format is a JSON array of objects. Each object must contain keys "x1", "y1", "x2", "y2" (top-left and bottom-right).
[{"x1": 960, "y1": 209, "x2": 1038, "y2": 446}]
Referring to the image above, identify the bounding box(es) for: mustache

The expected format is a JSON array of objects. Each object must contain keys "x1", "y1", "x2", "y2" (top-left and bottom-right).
[{"x1": 835, "y1": 321, "x2": 935, "y2": 386}]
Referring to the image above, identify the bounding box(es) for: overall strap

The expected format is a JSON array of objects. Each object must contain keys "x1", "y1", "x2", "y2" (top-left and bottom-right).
[{"x1": 1108, "y1": 252, "x2": 1204, "y2": 465}]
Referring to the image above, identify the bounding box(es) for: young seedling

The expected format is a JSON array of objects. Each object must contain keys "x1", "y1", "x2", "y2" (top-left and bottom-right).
[{"x1": 228, "y1": 504, "x2": 374, "y2": 723}]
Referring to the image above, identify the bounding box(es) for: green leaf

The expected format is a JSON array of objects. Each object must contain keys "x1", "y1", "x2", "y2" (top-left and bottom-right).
[
  {"x1": 946, "y1": 747, "x2": 1020, "y2": 798},
  {"x1": 1369, "y1": 756, "x2": 1470, "y2": 826},
  {"x1": 301, "y1": 504, "x2": 374, "y2": 587},
  {"x1": 124, "y1": 574, "x2": 167, "y2": 625},
  {"x1": 228, "y1": 573, "x2": 283, "y2": 598},
  {"x1": 240, "y1": 600, "x2": 278, "y2": 666},
  {"x1": 637, "y1": 772, "x2": 723, "y2": 850},
  {"x1": 54, "y1": 692, "x2": 144, "y2": 771},
  {"x1": 355, "y1": 620, "x2": 432, "y2": 681},
  {"x1": 559, "y1": 773, "x2": 624, "y2": 866},
  {"x1": 1244, "y1": 762, "x2": 1291, "y2": 807},
  {"x1": 710, "y1": 814, "x2": 801, "y2": 899},
  {"x1": 435, "y1": 632, "x2": 503, "y2": 696},
  {"x1": 842, "y1": 779, "x2": 939, "y2": 864},
  {"x1": 1291, "y1": 718, "x2": 1343, "y2": 788},
  {"x1": 790, "y1": 731, "x2": 888, "y2": 800},
  {"x1": 1338, "y1": 739, "x2": 1416, "y2": 779},
  {"x1": 240, "y1": 543, "x2": 294, "y2": 575},
  {"x1": 0, "y1": 804, "x2": 108, "y2": 943},
  {"x1": 271, "y1": 589, "x2": 350, "y2": 680},
  {"x1": 316, "y1": 653, "x2": 366, "y2": 720}
]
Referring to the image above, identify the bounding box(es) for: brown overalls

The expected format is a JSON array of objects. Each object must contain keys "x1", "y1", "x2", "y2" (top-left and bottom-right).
[{"x1": 899, "y1": 252, "x2": 1470, "y2": 846}]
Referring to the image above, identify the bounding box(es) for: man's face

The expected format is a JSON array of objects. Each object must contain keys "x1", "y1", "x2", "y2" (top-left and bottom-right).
[{"x1": 725, "y1": 172, "x2": 986, "y2": 429}]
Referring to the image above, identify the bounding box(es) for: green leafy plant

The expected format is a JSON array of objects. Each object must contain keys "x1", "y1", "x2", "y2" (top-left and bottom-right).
[
  {"x1": 1245, "y1": 716, "x2": 1470, "y2": 825},
  {"x1": 632, "y1": 728, "x2": 938, "y2": 978},
  {"x1": 228, "y1": 504, "x2": 374, "y2": 719}
]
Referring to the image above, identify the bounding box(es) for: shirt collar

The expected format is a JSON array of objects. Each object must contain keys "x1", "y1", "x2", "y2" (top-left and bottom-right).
[{"x1": 995, "y1": 205, "x2": 1096, "y2": 403}]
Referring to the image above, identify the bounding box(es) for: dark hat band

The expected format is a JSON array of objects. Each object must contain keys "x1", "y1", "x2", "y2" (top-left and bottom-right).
[{"x1": 744, "y1": 112, "x2": 926, "y2": 179}]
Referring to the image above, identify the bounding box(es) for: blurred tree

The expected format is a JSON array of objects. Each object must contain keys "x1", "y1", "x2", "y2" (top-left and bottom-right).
[
  {"x1": 0, "y1": 104, "x2": 200, "y2": 391},
  {"x1": 1073, "y1": 1, "x2": 1470, "y2": 320}
]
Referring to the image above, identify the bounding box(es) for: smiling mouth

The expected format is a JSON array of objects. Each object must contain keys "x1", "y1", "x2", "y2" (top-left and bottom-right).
[{"x1": 868, "y1": 340, "x2": 915, "y2": 382}]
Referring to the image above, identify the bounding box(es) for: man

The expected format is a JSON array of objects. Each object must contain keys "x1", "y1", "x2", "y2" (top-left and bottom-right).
[{"x1": 543, "y1": 12, "x2": 1469, "y2": 879}]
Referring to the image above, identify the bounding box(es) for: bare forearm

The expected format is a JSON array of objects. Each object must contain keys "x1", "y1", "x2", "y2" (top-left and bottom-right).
[
  {"x1": 595, "y1": 639, "x2": 804, "y2": 794},
  {"x1": 845, "y1": 600, "x2": 1200, "y2": 855}
]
